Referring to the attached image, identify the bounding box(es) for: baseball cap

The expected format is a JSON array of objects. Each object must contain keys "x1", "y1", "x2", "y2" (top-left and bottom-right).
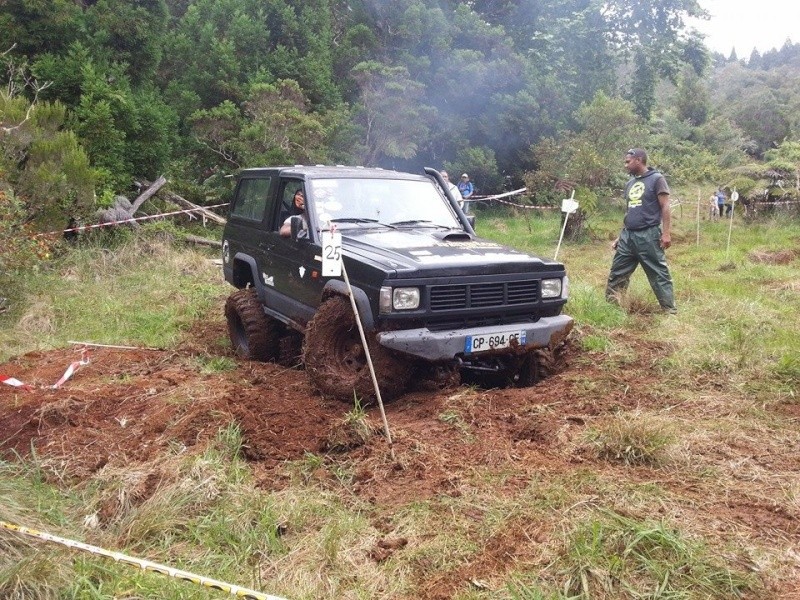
[
  {"x1": 461, "y1": 173, "x2": 468, "y2": 178},
  {"x1": 625, "y1": 148, "x2": 647, "y2": 161}
]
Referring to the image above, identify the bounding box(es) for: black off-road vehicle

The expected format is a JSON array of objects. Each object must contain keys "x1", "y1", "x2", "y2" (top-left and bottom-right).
[{"x1": 221, "y1": 166, "x2": 572, "y2": 400}]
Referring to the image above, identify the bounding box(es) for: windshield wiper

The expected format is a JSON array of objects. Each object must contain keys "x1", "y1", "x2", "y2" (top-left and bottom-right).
[
  {"x1": 390, "y1": 219, "x2": 452, "y2": 229},
  {"x1": 329, "y1": 217, "x2": 397, "y2": 229}
]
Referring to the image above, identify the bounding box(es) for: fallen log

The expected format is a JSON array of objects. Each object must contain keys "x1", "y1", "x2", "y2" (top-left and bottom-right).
[
  {"x1": 162, "y1": 190, "x2": 227, "y2": 225},
  {"x1": 183, "y1": 234, "x2": 222, "y2": 248},
  {"x1": 136, "y1": 178, "x2": 228, "y2": 225},
  {"x1": 130, "y1": 175, "x2": 167, "y2": 214}
]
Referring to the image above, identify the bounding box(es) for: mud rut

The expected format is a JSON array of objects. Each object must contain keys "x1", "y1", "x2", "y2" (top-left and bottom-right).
[{"x1": 2, "y1": 318, "x2": 799, "y2": 598}]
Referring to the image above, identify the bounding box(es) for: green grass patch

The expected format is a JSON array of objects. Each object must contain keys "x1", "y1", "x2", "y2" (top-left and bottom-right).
[{"x1": 0, "y1": 232, "x2": 227, "y2": 361}]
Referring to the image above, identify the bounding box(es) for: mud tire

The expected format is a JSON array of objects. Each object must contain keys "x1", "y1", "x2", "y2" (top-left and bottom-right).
[
  {"x1": 511, "y1": 352, "x2": 540, "y2": 387},
  {"x1": 303, "y1": 296, "x2": 413, "y2": 402},
  {"x1": 277, "y1": 331, "x2": 304, "y2": 368},
  {"x1": 533, "y1": 339, "x2": 569, "y2": 380},
  {"x1": 225, "y1": 289, "x2": 280, "y2": 361},
  {"x1": 470, "y1": 340, "x2": 569, "y2": 389}
]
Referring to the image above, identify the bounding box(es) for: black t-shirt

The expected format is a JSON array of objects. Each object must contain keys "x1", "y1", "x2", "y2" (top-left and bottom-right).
[{"x1": 623, "y1": 168, "x2": 669, "y2": 230}]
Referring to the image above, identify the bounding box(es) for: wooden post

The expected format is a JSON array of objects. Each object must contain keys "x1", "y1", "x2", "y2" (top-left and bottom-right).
[{"x1": 696, "y1": 189, "x2": 701, "y2": 246}]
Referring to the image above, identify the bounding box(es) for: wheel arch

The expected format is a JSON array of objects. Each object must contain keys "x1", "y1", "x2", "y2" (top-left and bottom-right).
[
  {"x1": 321, "y1": 280, "x2": 375, "y2": 331},
  {"x1": 231, "y1": 253, "x2": 263, "y2": 294}
]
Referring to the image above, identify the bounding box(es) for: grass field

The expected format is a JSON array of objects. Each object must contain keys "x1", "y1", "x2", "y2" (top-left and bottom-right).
[{"x1": 1, "y1": 206, "x2": 798, "y2": 600}]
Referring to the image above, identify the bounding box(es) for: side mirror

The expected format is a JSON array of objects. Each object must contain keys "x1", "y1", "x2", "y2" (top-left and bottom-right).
[{"x1": 290, "y1": 215, "x2": 307, "y2": 240}]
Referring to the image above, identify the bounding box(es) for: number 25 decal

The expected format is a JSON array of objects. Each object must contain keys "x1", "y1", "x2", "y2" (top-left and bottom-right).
[{"x1": 321, "y1": 231, "x2": 342, "y2": 276}]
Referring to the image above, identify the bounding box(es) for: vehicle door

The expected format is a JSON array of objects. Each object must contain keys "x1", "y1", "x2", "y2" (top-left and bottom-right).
[
  {"x1": 225, "y1": 175, "x2": 275, "y2": 300},
  {"x1": 265, "y1": 178, "x2": 323, "y2": 324}
]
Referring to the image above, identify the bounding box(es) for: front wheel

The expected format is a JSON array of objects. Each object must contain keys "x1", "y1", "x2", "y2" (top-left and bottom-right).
[
  {"x1": 303, "y1": 296, "x2": 413, "y2": 402},
  {"x1": 510, "y1": 340, "x2": 569, "y2": 387}
]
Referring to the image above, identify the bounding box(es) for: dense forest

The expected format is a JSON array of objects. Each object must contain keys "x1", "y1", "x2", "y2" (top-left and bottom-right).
[{"x1": 2, "y1": 0, "x2": 800, "y2": 259}]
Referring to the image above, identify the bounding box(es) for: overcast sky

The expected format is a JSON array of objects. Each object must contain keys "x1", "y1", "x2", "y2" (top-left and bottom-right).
[{"x1": 688, "y1": 0, "x2": 799, "y2": 57}]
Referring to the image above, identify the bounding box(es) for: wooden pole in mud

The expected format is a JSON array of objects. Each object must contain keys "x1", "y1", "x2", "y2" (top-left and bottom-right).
[
  {"x1": 725, "y1": 188, "x2": 738, "y2": 262},
  {"x1": 340, "y1": 261, "x2": 395, "y2": 459},
  {"x1": 696, "y1": 189, "x2": 701, "y2": 246}
]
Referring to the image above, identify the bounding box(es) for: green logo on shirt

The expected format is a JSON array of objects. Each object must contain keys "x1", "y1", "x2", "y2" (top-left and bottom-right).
[{"x1": 628, "y1": 181, "x2": 645, "y2": 208}]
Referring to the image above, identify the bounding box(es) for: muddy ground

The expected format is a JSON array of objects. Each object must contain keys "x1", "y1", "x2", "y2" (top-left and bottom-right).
[{"x1": 1, "y1": 316, "x2": 798, "y2": 598}]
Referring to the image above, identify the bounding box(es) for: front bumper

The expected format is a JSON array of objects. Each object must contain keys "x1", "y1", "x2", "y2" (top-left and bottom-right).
[{"x1": 376, "y1": 314, "x2": 574, "y2": 361}]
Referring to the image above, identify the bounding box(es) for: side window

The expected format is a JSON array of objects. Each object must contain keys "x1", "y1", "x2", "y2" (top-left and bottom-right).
[
  {"x1": 231, "y1": 177, "x2": 272, "y2": 221},
  {"x1": 277, "y1": 180, "x2": 305, "y2": 232}
]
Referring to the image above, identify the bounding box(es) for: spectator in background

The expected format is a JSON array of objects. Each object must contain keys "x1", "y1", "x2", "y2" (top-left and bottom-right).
[
  {"x1": 458, "y1": 173, "x2": 474, "y2": 213},
  {"x1": 716, "y1": 187, "x2": 729, "y2": 218},
  {"x1": 709, "y1": 192, "x2": 720, "y2": 220},
  {"x1": 441, "y1": 171, "x2": 462, "y2": 209}
]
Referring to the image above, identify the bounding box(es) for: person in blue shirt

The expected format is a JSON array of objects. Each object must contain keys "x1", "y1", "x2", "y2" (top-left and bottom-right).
[
  {"x1": 457, "y1": 173, "x2": 474, "y2": 213},
  {"x1": 716, "y1": 188, "x2": 730, "y2": 217}
]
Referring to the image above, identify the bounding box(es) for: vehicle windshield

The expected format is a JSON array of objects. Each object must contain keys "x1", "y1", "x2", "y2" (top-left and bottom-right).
[{"x1": 308, "y1": 177, "x2": 462, "y2": 230}]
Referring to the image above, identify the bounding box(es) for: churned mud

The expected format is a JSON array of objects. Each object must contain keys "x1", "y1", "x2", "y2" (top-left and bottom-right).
[{"x1": 2, "y1": 316, "x2": 798, "y2": 599}]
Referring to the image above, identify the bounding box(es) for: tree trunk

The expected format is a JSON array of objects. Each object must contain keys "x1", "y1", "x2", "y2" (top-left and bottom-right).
[{"x1": 130, "y1": 176, "x2": 167, "y2": 214}]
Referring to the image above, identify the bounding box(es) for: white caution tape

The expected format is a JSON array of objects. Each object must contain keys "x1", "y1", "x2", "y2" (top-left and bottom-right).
[
  {"x1": 752, "y1": 199, "x2": 800, "y2": 206},
  {"x1": 0, "y1": 349, "x2": 89, "y2": 391},
  {"x1": 51, "y1": 349, "x2": 90, "y2": 389},
  {"x1": 0, "y1": 375, "x2": 32, "y2": 390},
  {"x1": 470, "y1": 188, "x2": 560, "y2": 210},
  {"x1": 491, "y1": 197, "x2": 559, "y2": 210},
  {"x1": 37, "y1": 204, "x2": 229, "y2": 237},
  {"x1": 0, "y1": 520, "x2": 288, "y2": 600}
]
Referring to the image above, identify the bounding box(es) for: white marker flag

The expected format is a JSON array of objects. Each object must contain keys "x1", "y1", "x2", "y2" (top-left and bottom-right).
[
  {"x1": 561, "y1": 198, "x2": 579, "y2": 214},
  {"x1": 322, "y1": 230, "x2": 342, "y2": 277},
  {"x1": 554, "y1": 193, "x2": 579, "y2": 260}
]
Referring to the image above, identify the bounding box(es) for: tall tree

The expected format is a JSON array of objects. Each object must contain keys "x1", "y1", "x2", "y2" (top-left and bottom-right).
[
  {"x1": 84, "y1": 0, "x2": 169, "y2": 84},
  {"x1": 674, "y1": 65, "x2": 710, "y2": 126},
  {"x1": 604, "y1": 0, "x2": 707, "y2": 119},
  {"x1": 0, "y1": 0, "x2": 83, "y2": 57},
  {"x1": 351, "y1": 61, "x2": 433, "y2": 166}
]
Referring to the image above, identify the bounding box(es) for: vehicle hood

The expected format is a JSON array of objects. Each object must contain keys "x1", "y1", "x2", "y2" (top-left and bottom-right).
[{"x1": 340, "y1": 228, "x2": 559, "y2": 276}]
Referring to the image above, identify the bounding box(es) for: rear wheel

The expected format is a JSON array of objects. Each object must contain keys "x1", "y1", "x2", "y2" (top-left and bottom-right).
[
  {"x1": 303, "y1": 296, "x2": 413, "y2": 402},
  {"x1": 225, "y1": 289, "x2": 280, "y2": 361}
]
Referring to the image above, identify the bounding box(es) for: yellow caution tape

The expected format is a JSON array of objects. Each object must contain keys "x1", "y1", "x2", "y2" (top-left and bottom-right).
[{"x1": 0, "y1": 520, "x2": 288, "y2": 600}]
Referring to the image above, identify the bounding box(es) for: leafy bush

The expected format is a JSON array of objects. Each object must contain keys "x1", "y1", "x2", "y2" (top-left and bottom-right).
[{"x1": 0, "y1": 189, "x2": 52, "y2": 278}]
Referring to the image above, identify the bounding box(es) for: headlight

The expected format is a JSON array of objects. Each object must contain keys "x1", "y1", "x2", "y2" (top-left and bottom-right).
[
  {"x1": 541, "y1": 278, "x2": 562, "y2": 299},
  {"x1": 393, "y1": 287, "x2": 420, "y2": 310},
  {"x1": 379, "y1": 286, "x2": 420, "y2": 313}
]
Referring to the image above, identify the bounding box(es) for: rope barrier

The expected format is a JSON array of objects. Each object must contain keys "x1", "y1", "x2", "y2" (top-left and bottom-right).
[
  {"x1": 37, "y1": 203, "x2": 229, "y2": 238},
  {"x1": 0, "y1": 520, "x2": 288, "y2": 600}
]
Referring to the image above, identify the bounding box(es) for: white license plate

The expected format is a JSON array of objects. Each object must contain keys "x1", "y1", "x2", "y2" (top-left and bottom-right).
[{"x1": 465, "y1": 330, "x2": 526, "y2": 353}]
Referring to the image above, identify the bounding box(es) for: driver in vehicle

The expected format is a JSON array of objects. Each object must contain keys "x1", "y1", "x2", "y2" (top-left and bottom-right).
[{"x1": 280, "y1": 188, "x2": 306, "y2": 237}]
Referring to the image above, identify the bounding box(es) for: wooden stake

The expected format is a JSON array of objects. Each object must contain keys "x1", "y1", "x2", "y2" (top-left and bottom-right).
[
  {"x1": 696, "y1": 189, "x2": 701, "y2": 246},
  {"x1": 340, "y1": 261, "x2": 395, "y2": 459}
]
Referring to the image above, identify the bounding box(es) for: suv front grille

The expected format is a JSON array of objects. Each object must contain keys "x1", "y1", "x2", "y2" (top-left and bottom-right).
[{"x1": 430, "y1": 280, "x2": 539, "y2": 311}]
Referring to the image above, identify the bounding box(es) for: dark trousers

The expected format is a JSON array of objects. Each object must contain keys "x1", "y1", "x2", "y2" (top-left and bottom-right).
[{"x1": 606, "y1": 226, "x2": 675, "y2": 311}]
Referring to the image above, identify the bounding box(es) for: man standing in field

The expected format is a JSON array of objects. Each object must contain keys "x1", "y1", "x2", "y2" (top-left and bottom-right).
[{"x1": 605, "y1": 148, "x2": 676, "y2": 314}]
